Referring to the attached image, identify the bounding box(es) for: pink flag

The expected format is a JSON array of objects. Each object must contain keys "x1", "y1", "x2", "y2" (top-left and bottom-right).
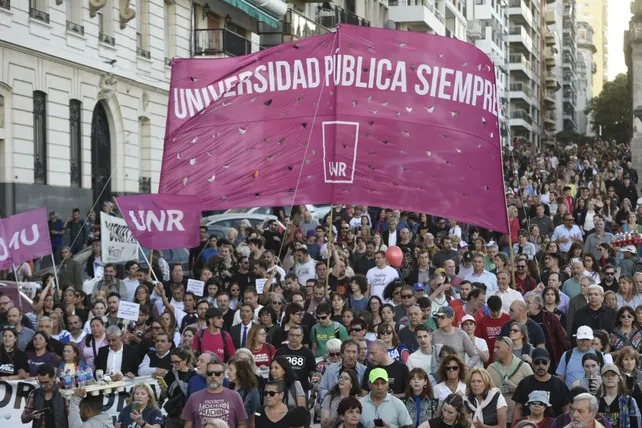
[
  {"x1": 115, "y1": 194, "x2": 202, "y2": 250},
  {"x1": 1, "y1": 207, "x2": 52, "y2": 266},
  {"x1": 160, "y1": 25, "x2": 508, "y2": 233}
]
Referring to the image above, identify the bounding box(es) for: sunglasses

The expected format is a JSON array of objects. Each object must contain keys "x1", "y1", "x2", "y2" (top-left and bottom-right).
[
  {"x1": 445, "y1": 366, "x2": 459, "y2": 371},
  {"x1": 271, "y1": 301, "x2": 283, "y2": 305},
  {"x1": 621, "y1": 314, "x2": 634, "y2": 319},
  {"x1": 401, "y1": 294, "x2": 413, "y2": 298},
  {"x1": 350, "y1": 328, "x2": 363, "y2": 332},
  {"x1": 264, "y1": 390, "x2": 281, "y2": 397},
  {"x1": 206, "y1": 370, "x2": 224, "y2": 377},
  {"x1": 533, "y1": 360, "x2": 549, "y2": 366},
  {"x1": 530, "y1": 402, "x2": 545, "y2": 406},
  {"x1": 171, "y1": 360, "x2": 184, "y2": 365},
  {"x1": 316, "y1": 315, "x2": 328, "y2": 320},
  {"x1": 379, "y1": 331, "x2": 392, "y2": 335},
  {"x1": 605, "y1": 272, "x2": 616, "y2": 275},
  {"x1": 328, "y1": 352, "x2": 341, "y2": 357},
  {"x1": 510, "y1": 329, "x2": 521, "y2": 333}
]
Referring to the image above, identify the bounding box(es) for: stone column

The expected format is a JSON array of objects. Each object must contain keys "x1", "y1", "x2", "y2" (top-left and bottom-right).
[{"x1": 629, "y1": 0, "x2": 642, "y2": 175}]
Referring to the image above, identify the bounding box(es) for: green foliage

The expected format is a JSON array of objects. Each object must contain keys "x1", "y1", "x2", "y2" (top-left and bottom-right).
[{"x1": 585, "y1": 74, "x2": 632, "y2": 145}]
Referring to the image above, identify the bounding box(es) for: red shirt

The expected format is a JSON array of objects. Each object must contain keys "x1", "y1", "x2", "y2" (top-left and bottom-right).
[
  {"x1": 475, "y1": 313, "x2": 511, "y2": 363},
  {"x1": 252, "y1": 343, "x2": 276, "y2": 369},
  {"x1": 192, "y1": 329, "x2": 236, "y2": 362}
]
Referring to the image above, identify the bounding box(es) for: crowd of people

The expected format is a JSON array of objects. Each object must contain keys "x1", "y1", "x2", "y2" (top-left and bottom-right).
[{"x1": 3, "y1": 140, "x2": 642, "y2": 428}]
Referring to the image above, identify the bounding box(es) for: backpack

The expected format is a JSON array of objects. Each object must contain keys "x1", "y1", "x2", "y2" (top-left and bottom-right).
[{"x1": 197, "y1": 329, "x2": 230, "y2": 362}]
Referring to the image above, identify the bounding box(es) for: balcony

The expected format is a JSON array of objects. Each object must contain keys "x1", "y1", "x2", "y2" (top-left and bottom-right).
[
  {"x1": 545, "y1": 30, "x2": 556, "y2": 46},
  {"x1": 509, "y1": 82, "x2": 534, "y2": 104},
  {"x1": 544, "y1": 90, "x2": 555, "y2": 105},
  {"x1": 66, "y1": 21, "x2": 84, "y2": 36},
  {"x1": 510, "y1": 109, "x2": 533, "y2": 131},
  {"x1": 388, "y1": 0, "x2": 446, "y2": 34},
  {"x1": 29, "y1": 6, "x2": 49, "y2": 23},
  {"x1": 545, "y1": 71, "x2": 557, "y2": 88},
  {"x1": 258, "y1": 9, "x2": 330, "y2": 48},
  {"x1": 508, "y1": 25, "x2": 533, "y2": 52},
  {"x1": 507, "y1": 0, "x2": 533, "y2": 28},
  {"x1": 0, "y1": 0, "x2": 9, "y2": 10},
  {"x1": 99, "y1": 32, "x2": 115, "y2": 46},
  {"x1": 137, "y1": 47, "x2": 151, "y2": 59},
  {"x1": 545, "y1": 10, "x2": 555, "y2": 24},
  {"x1": 194, "y1": 28, "x2": 253, "y2": 57},
  {"x1": 544, "y1": 110, "x2": 556, "y2": 126},
  {"x1": 316, "y1": 5, "x2": 370, "y2": 28},
  {"x1": 508, "y1": 53, "x2": 534, "y2": 79}
]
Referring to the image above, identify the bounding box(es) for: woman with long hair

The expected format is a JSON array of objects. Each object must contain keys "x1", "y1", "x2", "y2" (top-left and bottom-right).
[
  {"x1": 26, "y1": 331, "x2": 60, "y2": 376},
  {"x1": 610, "y1": 306, "x2": 642, "y2": 357},
  {"x1": 247, "y1": 324, "x2": 276, "y2": 379},
  {"x1": 58, "y1": 342, "x2": 90, "y2": 379},
  {"x1": 228, "y1": 358, "x2": 261, "y2": 428},
  {"x1": 583, "y1": 253, "x2": 601, "y2": 284},
  {"x1": 381, "y1": 304, "x2": 397, "y2": 332},
  {"x1": 162, "y1": 347, "x2": 196, "y2": 428},
  {"x1": 161, "y1": 311, "x2": 181, "y2": 347},
  {"x1": 509, "y1": 322, "x2": 533, "y2": 362},
  {"x1": 618, "y1": 277, "x2": 642, "y2": 309},
  {"x1": 615, "y1": 346, "x2": 642, "y2": 403},
  {"x1": 80, "y1": 317, "x2": 108, "y2": 370},
  {"x1": 320, "y1": 368, "x2": 361, "y2": 428},
  {"x1": 270, "y1": 303, "x2": 307, "y2": 348},
  {"x1": 254, "y1": 380, "x2": 290, "y2": 428},
  {"x1": 373, "y1": 233, "x2": 388, "y2": 252},
  {"x1": 347, "y1": 275, "x2": 368, "y2": 314},
  {"x1": 377, "y1": 322, "x2": 409, "y2": 363},
  {"x1": 83, "y1": 300, "x2": 107, "y2": 334},
  {"x1": 433, "y1": 355, "x2": 467, "y2": 400},
  {"x1": 134, "y1": 284, "x2": 157, "y2": 318},
  {"x1": 367, "y1": 296, "x2": 384, "y2": 329},
  {"x1": 268, "y1": 293, "x2": 287, "y2": 325},
  {"x1": 269, "y1": 355, "x2": 305, "y2": 408},
  {"x1": 258, "y1": 306, "x2": 279, "y2": 344},
  {"x1": 0, "y1": 327, "x2": 28, "y2": 380},
  {"x1": 542, "y1": 286, "x2": 567, "y2": 328},
  {"x1": 566, "y1": 242, "x2": 584, "y2": 265},
  {"x1": 615, "y1": 198, "x2": 634, "y2": 230},
  {"x1": 596, "y1": 364, "x2": 642, "y2": 427},
  {"x1": 330, "y1": 292, "x2": 346, "y2": 322},
  {"x1": 403, "y1": 368, "x2": 438, "y2": 427},
  {"x1": 528, "y1": 225, "x2": 543, "y2": 252},
  {"x1": 50, "y1": 311, "x2": 71, "y2": 344},
  {"x1": 599, "y1": 243, "x2": 617, "y2": 268},
  {"x1": 464, "y1": 367, "x2": 507, "y2": 428},
  {"x1": 418, "y1": 393, "x2": 470, "y2": 428},
  {"x1": 571, "y1": 353, "x2": 603, "y2": 395},
  {"x1": 116, "y1": 383, "x2": 163, "y2": 428}
]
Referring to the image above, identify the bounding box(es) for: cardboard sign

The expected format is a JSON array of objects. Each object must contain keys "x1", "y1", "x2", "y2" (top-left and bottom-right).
[
  {"x1": 116, "y1": 301, "x2": 140, "y2": 321},
  {"x1": 255, "y1": 278, "x2": 275, "y2": 294},
  {"x1": 186, "y1": 278, "x2": 205, "y2": 297}
]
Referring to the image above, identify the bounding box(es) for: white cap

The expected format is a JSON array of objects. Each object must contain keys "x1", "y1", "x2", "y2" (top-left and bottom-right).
[
  {"x1": 460, "y1": 314, "x2": 476, "y2": 326},
  {"x1": 620, "y1": 245, "x2": 637, "y2": 254},
  {"x1": 574, "y1": 325, "x2": 594, "y2": 340},
  {"x1": 459, "y1": 241, "x2": 469, "y2": 249}
]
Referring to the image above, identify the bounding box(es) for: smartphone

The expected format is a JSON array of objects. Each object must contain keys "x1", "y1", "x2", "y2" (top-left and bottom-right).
[
  {"x1": 374, "y1": 419, "x2": 384, "y2": 427},
  {"x1": 132, "y1": 402, "x2": 141, "y2": 413}
]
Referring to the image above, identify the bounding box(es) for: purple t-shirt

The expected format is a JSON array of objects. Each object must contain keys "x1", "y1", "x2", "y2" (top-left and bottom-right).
[
  {"x1": 181, "y1": 388, "x2": 248, "y2": 428},
  {"x1": 26, "y1": 351, "x2": 61, "y2": 376}
]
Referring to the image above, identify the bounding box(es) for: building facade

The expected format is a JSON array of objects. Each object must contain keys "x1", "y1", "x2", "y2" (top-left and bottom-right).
[
  {"x1": 575, "y1": 0, "x2": 607, "y2": 95},
  {"x1": 575, "y1": 20, "x2": 596, "y2": 134}
]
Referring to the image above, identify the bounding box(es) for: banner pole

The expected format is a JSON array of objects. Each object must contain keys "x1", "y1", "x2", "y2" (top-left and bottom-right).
[
  {"x1": 148, "y1": 250, "x2": 154, "y2": 280},
  {"x1": 325, "y1": 205, "x2": 333, "y2": 293},
  {"x1": 138, "y1": 244, "x2": 160, "y2": 284},
  {"x1": 50, "y1": 254, "x2": 60, "y2": 295}
]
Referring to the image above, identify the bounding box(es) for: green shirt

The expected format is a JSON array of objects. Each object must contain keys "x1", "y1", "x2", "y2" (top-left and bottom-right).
[{"x1": 310, "y1": 321, "x2": 349, "y2": 357}]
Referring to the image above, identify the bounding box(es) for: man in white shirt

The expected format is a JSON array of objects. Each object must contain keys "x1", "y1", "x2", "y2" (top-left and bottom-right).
[
  {"x1": 551, "y1": 214, "x2": 584, "y2": 254},
  {"x1": 138, "y1": 332, "x2": 172, "y2": 377},
  {"x1": 464, "y1": 253, "x2": 498, "y2": 294},
  {"x1": 366, "y1": 251, "x2": 400, "y2": 299},
  {"x1": 293, "y1": 247, "x2": 317, "y2": 286},
  {"x1": 67, "y1": 315, "x2": 87, "y2": 344},
  {"x1": 95, "y1": 325, "x2": 139, "y2": 378},
  {"x1": 232, "y1": 287, "x2": 264, "y2": 325},
  {"x1": 495, "y1": 270, "x2": 525, "y2": 313},
  {"x1": 406, "y1": 325, "x2": 433, "y2": 375},
  {"x1": 264, "y1": 249, "x2": 286, "y2": 280},
  {"x1": 122, "y1": 261, "x2": 140, "y2": 302}
]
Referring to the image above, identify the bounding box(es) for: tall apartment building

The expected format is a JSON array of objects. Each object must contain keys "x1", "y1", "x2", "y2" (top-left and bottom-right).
[
  {"x1": 576, "y1": 21, "x2": 596, "y2": 134},
  {"x1": 576, "y1": 0, "x2": 607, "y2": 95},
  {"x1": 562, "y1": 0, "x2": 578, "y2": 132},
  {"x1": 465, "y1": 0, "x2": 509, "y2": 144},
  {"x1": 506, "y1": 0, "x2": 543, "y2": 146},
  {"x1": 543, "y1": 0, "x2": 561, "y2": 141}
]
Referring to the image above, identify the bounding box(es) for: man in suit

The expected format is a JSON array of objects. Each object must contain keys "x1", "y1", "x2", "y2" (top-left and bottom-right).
[
  {"x1": 381, "y1": 218, "x2": 399, "y2": 247},
  {"x1": 229, "y1": 303, "x2": 256, "y2": 349},
  {"x1": 94, "y1": 325, "x2": 140, "y2": 379}
]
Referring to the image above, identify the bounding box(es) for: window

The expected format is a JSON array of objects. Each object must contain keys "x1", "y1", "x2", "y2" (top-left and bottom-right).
[
  {"x1": 98, "y1": 0, "x2": 114, "y2": 45},
  {"x1": 66, "y1": 2, "x2": 84, "y2": 35},
  {"x1": 139, "y1": 117, "x2": 152, "y2": 193},
  {"x1": 29, "y1": 0, "x2": 50, "y2": 23},
  {"x1": 136, "y1": 0, "x2": 150, "y2": 57},
  {"x1": 69, "y1": 100, "x2": 82, "y2": 187},
  {"x1": 33, "y1": 91, "x2": 47, "y2": 185},
  {"x1": 0, "y1": 95, "x2": 4, "y2": 129},
  {"x1": 164, "y1": 3, "x2": 176, "y2": 63}
]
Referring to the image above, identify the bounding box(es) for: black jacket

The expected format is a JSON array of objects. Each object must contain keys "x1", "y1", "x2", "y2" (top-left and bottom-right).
[
  {"x1": 94, "y1": 344, "x2": 141, "y2": 375},
  {"x1": 571, "y1": 305, "x2": 617, "y2": 346}
]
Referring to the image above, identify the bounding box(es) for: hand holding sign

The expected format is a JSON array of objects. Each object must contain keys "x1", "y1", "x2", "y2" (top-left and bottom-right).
[
  {"x1": 117, "y1": 301, "x2": 140, "y2": 322},
  {"x1": 186, "y1": 278, "x2": 205, "y2": 297}
]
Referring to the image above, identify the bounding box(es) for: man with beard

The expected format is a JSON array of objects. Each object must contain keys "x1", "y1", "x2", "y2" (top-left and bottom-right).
[
  {"x1": 6, "y1": 306, "x2": 34, "y2": 352},
  {"x1": 189, "y1": 226, "x2": 210, "y2": 276},
  {"x1": 91, "y1": 263, "x2": 127, "y2": 298},
  {"x1": 181, "y1": 361, "x2": 247, "y2": 428},
  {"x1": 512, "y1": 348, "x2": 570, "y2": 420},
  {"x1": 354, "y1": 240, "x2": 377, "y2": 275},
  {"x1": 186, "y1": 351, "x2": 220, "y2": 398}
]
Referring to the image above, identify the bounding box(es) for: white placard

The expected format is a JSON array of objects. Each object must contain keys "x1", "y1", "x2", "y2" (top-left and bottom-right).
[
  {"x1": 117, "y1": 301, "x2": 140, "y2": 321},
  {"x1": 100, "y1": 212, "x2": 139, "y2": 263},
  {"x1": 186, "y1": 278, "x2": 205, "y2": 296},
  {"x1": 255, "y1": 278, "x2": 275, "y2": 294}
]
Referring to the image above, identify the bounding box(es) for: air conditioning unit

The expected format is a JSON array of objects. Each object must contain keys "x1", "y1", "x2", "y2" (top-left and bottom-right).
[{"x1": 467, "y1": 20, "x2": 483, "y2": 40}]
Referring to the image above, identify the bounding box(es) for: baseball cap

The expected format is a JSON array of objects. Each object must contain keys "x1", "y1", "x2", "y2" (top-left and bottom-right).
[
  {"x1": 413, "y1": 282, "x2": 426, "y2": 292},
  {"x1": 368, "y1": 368, "x2": 389, "y2": 383},
  {"x1": 435, "y1": 268, "x2": 447, "y2": 276},
  {"x1": 574, "y1": 326, "x2": 594, "y2": 340},
  {"x1": 621, "y1": 245, "x2": 637, "y2": 254},
  {"x1": 460, "y1": 314, "x2": 476, "y2": 326},
  {"x1": 531, "y1": 348, "x2": 550, "y2": 361},
  {"x1": 436, "y1": 306, "x2": 454, "y2": 318},
  {"x1": 486, "y1": 240, "x2": 498, "y2": 249},
  {"x1": 205, "y1": 307, "x2": 223, "y2": 319},
  {"x1": 601, "y1": 363, "x2": 621, "y2": 377},
  {"x1": 463, "y1": 251, "x2": 473, "y2": 263},
  {"x1": 459, "y1": 241, "x2": 469, "y2": 249}
]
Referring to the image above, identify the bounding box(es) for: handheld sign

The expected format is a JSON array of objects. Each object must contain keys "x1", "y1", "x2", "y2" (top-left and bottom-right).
[
  {"x1": 117, "y1": 301, "x2": 140, "y2": 321},
  {"x1": 186, "y1": 278, "x2": 205, "y2": 297},
  {"x1": 255, "y1": 278, "x2": 275, "y2": 294}
]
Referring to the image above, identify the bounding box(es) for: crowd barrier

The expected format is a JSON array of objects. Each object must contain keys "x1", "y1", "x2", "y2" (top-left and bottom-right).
[{"x1": 0, "y1": 376, "x2": 161, "y2": 424}]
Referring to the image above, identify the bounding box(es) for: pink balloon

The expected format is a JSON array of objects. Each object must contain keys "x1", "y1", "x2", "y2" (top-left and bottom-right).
[{"x1": 386, "y1": 246, "x2": 403, "y2": 268}]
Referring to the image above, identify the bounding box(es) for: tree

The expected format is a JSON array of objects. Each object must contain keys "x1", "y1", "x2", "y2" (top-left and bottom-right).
[{"x1": 586, "y1": 74, "x2": 632, "y2": 145}]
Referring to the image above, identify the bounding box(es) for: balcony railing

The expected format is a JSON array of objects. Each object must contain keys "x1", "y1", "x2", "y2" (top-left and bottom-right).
[
  {"x1": 29, "y1": 6, "x2": 49, "y2": 23},
  {"x1": 0, "y1": 0, "x2": 10, "y2": 11},
  {"x1": 511, "y1": 109, "x2": 532, "y2": 124},
  {"x1": 284, "y1": 9, "x2": 331, "y2": 39},
  {"x1": 194, "y1": 28, "x2": 252, "y2": 57},
  {"x1": 509, "y1": 82, "x2": 532, "y2": 97},
  {"x1": 137, "y1": 47, "x2": 151, "y2": 59},
  {"x1": 316, "y1": 5, "x2": 370, "y2": 28},
  {"x1": 389, "y1": 0, "x2": 445, "y2": 22},
  {"x1": 99, "y1": 32, "x2": 116, "y2": 46},
  {"x1": 66, "y1": 20, "x2": 85, "y2": 35}
]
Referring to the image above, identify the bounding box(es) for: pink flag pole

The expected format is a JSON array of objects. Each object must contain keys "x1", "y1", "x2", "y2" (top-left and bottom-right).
[{"x1": 50, "y1": 253, "x2": 60, "y2": 297}]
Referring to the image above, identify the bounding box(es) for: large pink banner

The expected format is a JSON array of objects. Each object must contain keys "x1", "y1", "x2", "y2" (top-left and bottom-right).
[
  {"x1": 1, "y1": 207, "x2": 52, "y2": 266},
  {"x1": 160, "y1": 25, "x2": 508, "y2": 232},
  {"x1": 115, "y1": 194, "x2": 202, "y2": 250}
]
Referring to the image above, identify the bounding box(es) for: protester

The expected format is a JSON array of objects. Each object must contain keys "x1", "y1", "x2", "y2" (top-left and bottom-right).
[{"x1": 116, "y1": 384, "x2": 163, "y2": 428}]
